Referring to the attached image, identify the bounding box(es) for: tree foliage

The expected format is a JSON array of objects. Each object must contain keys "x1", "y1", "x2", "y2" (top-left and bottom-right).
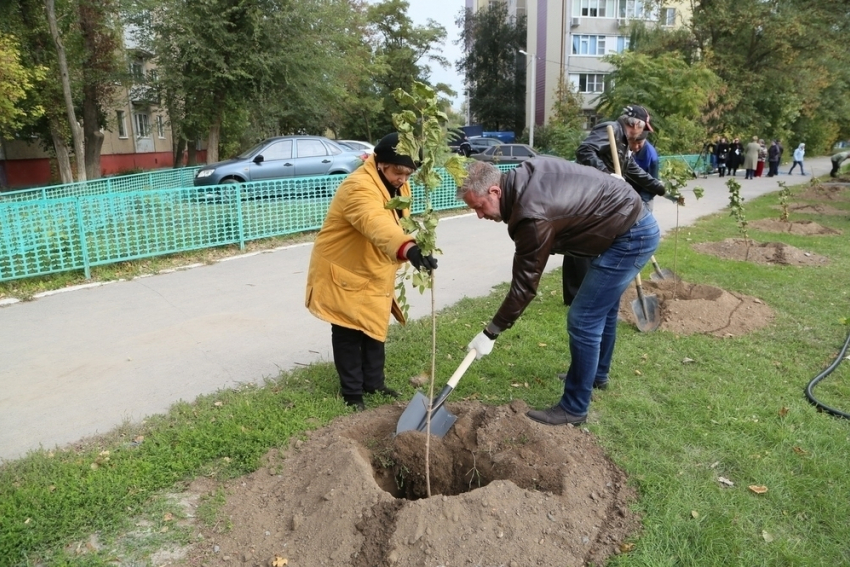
[
  {"x1": 597, "y1": 51, "x2": 722, "y2": 154},
  {"x1": 456, "y1": 2, "x2": 526, "y2": 132},
  {"x1": 0, "y1": 32, "x2": 46, "y2": 136}
]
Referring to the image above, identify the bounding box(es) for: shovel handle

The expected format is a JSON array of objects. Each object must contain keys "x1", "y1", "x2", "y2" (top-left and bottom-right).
[
  {"x1": 606, "y1": 125, "x2": 622, "y2": 176},
  {"x1": 447, "y1": 349, "x2": 477, "y2": 389}
]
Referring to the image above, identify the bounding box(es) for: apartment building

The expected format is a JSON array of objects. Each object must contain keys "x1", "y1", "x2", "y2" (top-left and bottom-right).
[
  {"x1": 0, "y1": 30, "x2": 187, "y2": 190},
  {"x1": 467, "y1": 0, "x2": 687, "y2": 134}
]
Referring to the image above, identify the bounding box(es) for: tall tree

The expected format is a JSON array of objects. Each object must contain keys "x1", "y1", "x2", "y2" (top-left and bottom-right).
[
  {"x1": 456, "y1": 2, "x2": 526, "y2": 133},
  {"x1": 0, "y1": 33, "x2": 46, "y2": 136},
  {"x1": 366, "y1": 0, "x2": 450, "y2": 137},
  {"x1": 596, "y1": 51, "x2": 722, "y2": 154}
]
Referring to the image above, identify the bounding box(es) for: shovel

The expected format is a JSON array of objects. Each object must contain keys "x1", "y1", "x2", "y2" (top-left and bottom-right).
[
  {"x1": 648, "y1": 255, "x2": 678, "y2": 282},
  {"x1": 606, "y1": 125, "x2": 662, "y2": 333},
  {"x1": 396, "y1": 349, "x2": 477, "y2": 437}
]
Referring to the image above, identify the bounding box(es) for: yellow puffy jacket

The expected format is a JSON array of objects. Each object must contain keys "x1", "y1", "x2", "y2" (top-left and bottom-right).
[{"x1": 305, "y1": 156, "x2": 414, "y2": 341}]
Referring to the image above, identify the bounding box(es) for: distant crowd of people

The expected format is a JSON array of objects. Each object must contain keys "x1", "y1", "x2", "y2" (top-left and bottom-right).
[{"x1": 703, "y1": 137, "x2": 814, "y2": 179}]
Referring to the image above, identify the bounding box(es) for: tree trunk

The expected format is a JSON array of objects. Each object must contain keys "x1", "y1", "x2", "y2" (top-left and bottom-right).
[
  {"x1": 48, "y1": 115, "x2": 74, "y2": 184},
  {"x1": 44, "y1": 0, "x2": 86, "y2": 182},
  {"x1": 82, "y1": 87, "x2": 104, "y2": 179},
  {"x1": 206, "y1": 114, "x2": 221, "y2": 164},
  {"x1": 187, "y1": 142, "x2": 197, "y2": 166},
  {"x1": 173, "y1": 137, "x2": 186, "y2": 168}
]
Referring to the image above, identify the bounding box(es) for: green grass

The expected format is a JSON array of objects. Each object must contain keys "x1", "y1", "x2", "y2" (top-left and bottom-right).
[{"x1": 2, "y1": 179, "x2": 850, "y2": 566}]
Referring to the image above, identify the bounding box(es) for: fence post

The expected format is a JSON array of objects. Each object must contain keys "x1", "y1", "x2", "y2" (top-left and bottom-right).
[
  {"x1": 75, "y1": 198, "x2": 91, "y2": 279},
  {"x1": 236, "y1": 185, "x2": 245, "y2": 250}
]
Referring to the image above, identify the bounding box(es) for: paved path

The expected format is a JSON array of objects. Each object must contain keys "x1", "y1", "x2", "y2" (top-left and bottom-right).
[{"x1": 0, "y1": 157, "x2": 832, "y2": 461}]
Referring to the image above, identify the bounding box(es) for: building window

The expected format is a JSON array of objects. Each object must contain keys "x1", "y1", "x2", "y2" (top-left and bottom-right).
[
  {"x1": 135, "y1": 113, "x2": 151, "y2": 138},
  {"x1": 116, "y1": 110, "x2": 127, "y2": 138},
  {"x1": 570, "y1": 73, "x2": 606, "y2": 93},
  {"x1": 156, "y1": 115, "x2": 165, "y2": 138},
  {"x1": 616, "y1": 36, "x2": 631, "y2": 52},
  {"x1": 661, "y1": 7, "x2": 676, "y2": 26},
  {"x1": 578, "y1": 0, "x2": 608, "y2": 18},
  {"x1": 618, "y1": 0, "x2": 648, "y2": 19},
  {"x1": 582, "y1": 110, "x2": 601, "y2": 130},
  {"x1": 572, "y1": 35, "x2": 607, "y2": 55},
  {"x1": 130, "y1": 61, "x2": 144, "y2": 82}
]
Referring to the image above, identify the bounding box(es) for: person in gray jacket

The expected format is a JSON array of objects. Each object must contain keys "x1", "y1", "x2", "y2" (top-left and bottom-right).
[
  {"x1": 559, "y1": 105, "x2": 666, "y2": 306},
  {"x1": 830, "y1": 150, "x2": 850, "y2": 177},
  {"x1": 461, "y1": 158, "x2": 660, "y2": 426}
]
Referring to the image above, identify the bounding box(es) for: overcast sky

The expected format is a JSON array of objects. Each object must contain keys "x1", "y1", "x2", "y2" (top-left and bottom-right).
[{"x1": 404, "y1": 1, "x2": 467, "y2": 110}]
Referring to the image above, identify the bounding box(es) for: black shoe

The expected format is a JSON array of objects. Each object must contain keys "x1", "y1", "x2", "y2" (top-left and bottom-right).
[
  {"x1": 365, "y1": 386, "x2": 400, "y2": 399},
  {"x1": 558, "y1": 373, "x2": 608, "y2": 389},
  {"x1": 527, "y1": 404, "x2": 586, "y2": 426},
  {"x1": 343, "y1": 396, "x2": 366, "y2": 412}
]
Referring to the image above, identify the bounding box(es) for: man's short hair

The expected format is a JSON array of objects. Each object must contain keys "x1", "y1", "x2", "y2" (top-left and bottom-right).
[{"x1": 457, "y1": 161, "x2": 501, "y2": 200}]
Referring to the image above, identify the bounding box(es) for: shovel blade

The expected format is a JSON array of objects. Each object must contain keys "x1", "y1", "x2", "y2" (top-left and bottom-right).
[
  {"x1": 649, "y1": 268, "x2": 678, "y2": 282},
  {"x1": 631, "y1": 295, "x2": 661, "y2": 332},
  {"x1": 396, "y1": 392, "x2": 458, "y2": 437}
]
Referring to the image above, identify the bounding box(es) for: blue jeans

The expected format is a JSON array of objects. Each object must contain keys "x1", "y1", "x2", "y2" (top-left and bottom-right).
[{"x1": 560, "y1": 209, "x2": 660, "y2": 416}]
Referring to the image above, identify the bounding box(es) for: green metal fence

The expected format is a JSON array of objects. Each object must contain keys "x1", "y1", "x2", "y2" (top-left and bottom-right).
[
  {"x1": 0, "y1": 158, "x2": 699, "y2": 283},
  {"x1": 0, "y1": 166, "x2": 487, "y2": 282},
  {"x1": 0, "y1": 167, "x2": 201, "y2": 204}
]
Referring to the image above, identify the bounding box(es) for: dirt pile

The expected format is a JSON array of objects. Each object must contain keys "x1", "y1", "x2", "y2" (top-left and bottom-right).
[
  {"x1": 692, "y1": 238, "x2": 829, "y2": 266},
  {"x1": 185, "y1": 401, "x2": 640, "y2": 567}
]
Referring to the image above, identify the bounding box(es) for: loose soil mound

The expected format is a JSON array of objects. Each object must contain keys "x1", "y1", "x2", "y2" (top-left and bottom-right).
[
  {"x1": 771, "y1": 203, "x2": 847, "y2": 216},
  {"x1": 798, "y1": 182, "x2": 850, "y2": 201},
  {"x1": 692, "y1": 238, "x2": 829, "y2": 266},
  {"x1": 748, "y1": 219, "x2": 842, "y2": 235},
  {"x1": 184, "y1": 401, "x2": 640, "y2": 567},
  {"x1": 618, "y1": 278, "x2": 774, "y2": 337}
]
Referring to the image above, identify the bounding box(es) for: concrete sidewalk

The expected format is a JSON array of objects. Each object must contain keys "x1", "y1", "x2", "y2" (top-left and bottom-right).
[{"x1": 0, "y1": 157, "x2": 832, "y2": 461}]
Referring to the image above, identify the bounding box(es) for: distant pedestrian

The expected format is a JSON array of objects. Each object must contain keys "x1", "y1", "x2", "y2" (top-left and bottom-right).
[
  {"x1": 744, "y1": 136, "x2": 760, "y2": 179},
  {"x1": 767, "y1": 140, "x2": 780, "y2": 177},
  {"x1": 830, "y1": 150, "x2": 850, "y2": 177},
  {"x1": 715, "y1": 137, "x2": 729, "y2": 177},
  {"x1": 728, "y1": 137, "x2": 744, "y2": 177},
  {"x1": 788, "y1": 143, "x2": 806, "y2": 175},
  {"x1": 756, "y1": 139, "x2": 767, "y2": 177}
]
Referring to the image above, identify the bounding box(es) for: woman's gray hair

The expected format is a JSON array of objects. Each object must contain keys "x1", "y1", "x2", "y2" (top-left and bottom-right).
[{"x1": 457, "y1": 160, "x2": 501, "y2": 199}]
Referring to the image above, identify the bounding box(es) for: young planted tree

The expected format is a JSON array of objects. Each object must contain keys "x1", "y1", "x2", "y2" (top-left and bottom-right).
[
  {"x1": 658, "y1": 159, "x2": 704, "y2": 295},
  {"x1": 387, "y1": 81, "x2": 466, "y2": 497},
  {"x1": 727, "y1": 177, "x2": 750, "y2": 256},
  {"x1": 777, "y1": 180, "x2": 792, "y2": 222}
]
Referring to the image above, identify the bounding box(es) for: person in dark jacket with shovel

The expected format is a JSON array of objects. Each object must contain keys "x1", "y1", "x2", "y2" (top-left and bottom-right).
[
  {"x1": 560, "y1": 105, "x2": 665, "y2": 306},
  {"x1": 460, "y1": 158, "x2": 660, "y2": 426}
]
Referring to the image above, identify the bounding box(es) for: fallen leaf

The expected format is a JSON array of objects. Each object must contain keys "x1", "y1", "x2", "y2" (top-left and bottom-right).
[
  {"x1": 634, "y1": 369, "x2": 642, "y2": 376},
  {"x1": 718, "y1": 476, "x2": 734, "y2": 487},
  {"x1": 778, "y1": 406, "x2": 789, "y2": 418},
  {"x1": 163, "y1": 512, "x2": 173, "y2": 522},
  {"x1": 682, "y1": 357, "x2": 695, "y2": 364},
  {"x1": 618, "y1": 542, "x2": 635, "y2": 553},
  {"x1": 511, "y1": 383, "x2": 521, "y2": 388},
  {"x1": 214, "y1": 401, "x2": 223, "y2": 407},
  {"x1": 792, "y1": 446, "x2": 808, "y2": 455},
  {"x1": 749, "y1": 485, "x2": 768, "y2": 494},
  {"x1": 691, "y1": 510, "x2": 699, "y2": 519},
  {"x1": 538, "y1": 342, "x2": 547, "y2": 347},
  {"x1": 271, "y1": 557, "x2": 288, "y2": 567},
  {"x1": 641, "y1": 353, "x2": 648, "y2": 361},
  {"x1": 762, "y1": 530, "x2": 774, "y2": 542}
]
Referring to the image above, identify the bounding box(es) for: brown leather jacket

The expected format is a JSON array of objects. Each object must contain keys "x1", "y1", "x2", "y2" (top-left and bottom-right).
[{"x1": 489, "y1": 158, "x2": 643, "y2": 333}]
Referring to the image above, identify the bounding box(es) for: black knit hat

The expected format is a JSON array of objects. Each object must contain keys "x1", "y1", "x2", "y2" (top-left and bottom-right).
[{"x1": 374, "y1": 132, "x2": 419, "y2": 170}]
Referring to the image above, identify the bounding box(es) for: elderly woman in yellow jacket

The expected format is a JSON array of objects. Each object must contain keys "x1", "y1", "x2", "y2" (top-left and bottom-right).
[{"x1": 305, "y1": 132, "x2": 437, "y2": 411}]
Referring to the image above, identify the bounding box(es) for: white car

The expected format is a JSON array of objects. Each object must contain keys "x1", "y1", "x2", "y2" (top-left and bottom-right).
[{"x1": 338, "y1": 140, "x2": 375, "y2": 153}]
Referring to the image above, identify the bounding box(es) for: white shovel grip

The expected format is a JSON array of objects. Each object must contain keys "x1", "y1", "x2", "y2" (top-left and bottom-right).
[{"x1": 446, "y1": 349, "x2": 477, "y2": 389}]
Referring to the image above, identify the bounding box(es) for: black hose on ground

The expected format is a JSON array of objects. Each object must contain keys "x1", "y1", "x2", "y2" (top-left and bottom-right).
[{"x1": 805, "y1": 327, "x2": 850, "y2": 420}]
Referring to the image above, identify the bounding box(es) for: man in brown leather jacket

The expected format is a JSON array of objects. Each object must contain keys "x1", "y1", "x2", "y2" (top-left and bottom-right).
[{"x1": 461, "y1": 158, "x2": 660, "y2": 426}]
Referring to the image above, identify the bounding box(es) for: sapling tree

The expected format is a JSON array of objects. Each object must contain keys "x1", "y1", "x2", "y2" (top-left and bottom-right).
[
  {"x1": 727, "y1": 177, "x2": 750, "y2": 257},
  {"x1": 658, "y1": 159, "x2": 704, "y2": 292},
  {"x1": 385, "y1": 81, "x2": 467, "y2": 497},
  {"x1": 777, "y1": 180, "x2": 791, "y2": 222}
]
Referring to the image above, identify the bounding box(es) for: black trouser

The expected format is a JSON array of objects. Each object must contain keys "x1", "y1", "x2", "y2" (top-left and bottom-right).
[
  {"x1": 562, "y1": 255, "x2": 591, "y2": 306},
  {"x1": 767, "y1": 161, "x2": 779, "y2": 176},
  {"x1": 331, "y1": 324, "x2": 385, "y2": 400}
]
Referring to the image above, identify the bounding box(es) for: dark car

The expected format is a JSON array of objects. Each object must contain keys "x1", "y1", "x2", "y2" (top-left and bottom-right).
[
  {"x1": 193, "y1": 135, "x2": 366, "y2": 186},
  {"x1": 468, "y1": 136, "x2": 503, "y2": 154},
  {"x1": 447, "y1": 128, "x2": 472, "y2": 157},
  {"x1": 469, "y1": 143, "x2": 547, "y2": 165}
]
